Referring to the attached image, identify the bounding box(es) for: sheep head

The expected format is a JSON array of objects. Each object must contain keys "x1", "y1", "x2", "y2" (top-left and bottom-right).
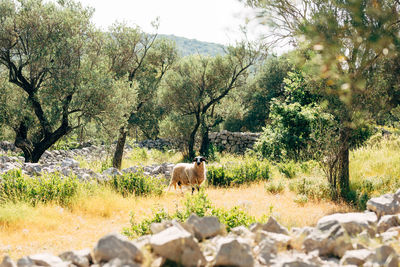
[{"x1": 193, "y1": 156, "x2": 207, "y2": 166}]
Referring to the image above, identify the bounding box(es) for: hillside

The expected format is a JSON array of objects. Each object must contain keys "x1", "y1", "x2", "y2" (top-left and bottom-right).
[{"x1": 158, "y1": 34, "x2": 226, "y2": 57}]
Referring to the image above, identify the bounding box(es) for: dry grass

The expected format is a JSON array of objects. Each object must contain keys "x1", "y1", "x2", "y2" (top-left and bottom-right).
[{"x1": 0, "y1": 182, "x2": 353, "y2": 260}]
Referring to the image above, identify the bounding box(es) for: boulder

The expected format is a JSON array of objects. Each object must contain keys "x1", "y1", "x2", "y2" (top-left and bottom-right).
[
  {"x1": 261, "y1": 216, "x2": 289, "y2": 235},
  {"x1": 255, "y1": 231, "x2": 291, "y2": 251},
  {"x1": 59, "y1": 249, "x2": 91, "y2": 267},
  {"x1": 339, "y1": 249, "x2": 373, "y2": 266},
  {"x1": 367, "y1": 194, "x2": 400, "y2": 218},
  {"x1": 102, "y1": 168, "x2": 123, "y2": 177},
  {"x1": 377, "y1": 214, "x2": 400, "y2": 233},
  {"x1": 214, "y1": 237, "x2": 254, "y2": 267},
  {"x1": 0, "y1": 256, "x2": 16, "y2": 267},
  {"x1": 303, "y1": 220, "x2": 352, "y2": 257},
  {"x1": 27, "y1": 253, "x2": 64, "y2": 266},
  {"x1": 61, "y1": 158, "x2": 79, "y2": 168},
  {"x1": 149, "y1": 225, "x2": 205, "y2": 266},
  {"x1": 92, "y1": 234, "x2": 143, "y2": 264},
  {"x1": 370, "y1": 245, "x2": 399, "y2": 267},
  {"x1": 317, "y1": 212, "x2": 377, "y2": 236},
  {"x1": 186, "y1": 214, "x2": 225, "y2": 240}
]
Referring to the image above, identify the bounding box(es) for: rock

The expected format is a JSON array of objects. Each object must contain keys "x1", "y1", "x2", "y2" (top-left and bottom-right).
[
  {"x1": 214, "y1": 237, "x2": 254, "y2": 267},
  {"x1": 59, "y1": 249, "x2": 91, "y2": 267},
  {"x1": 317, "y1": 212, "x2": 377, "y2": 236},
  {"x1": 149, "y1": 225, "x2": 205, "y2": 266},
  {"x1": 121, "y1": 167, "x2": 138, "y2": 174},
  {"x1": 371, "y1": 245, "x2": 399, "y2": 267},
  {"x1": 340, "y1": 249, "x2": 373, "y2": 266},
  {"x1": 186, "y1": 214, "x2": 225, "y2": 240},
  {"x1": 27, "y1": 253, "x2": 64, "y2": 266},
  {"x1": 61, "y1": 158, "x2": 79, "y2": 168},
  {"x1": 0, "y1": 256, "x2": 17, "y2": 267},
  {"x1": 102, "y1": 258, "x2": 141, "y2": 267},
  {"x1": 377, "y1": 215, "x2": 400, "y2": 233},
  {"x1": 92, "y1": 234, "x2": 143, "y2": 264},
  {"x1": 102, "y1": 168, "x2": 123, "y2": 177},
  {"x1": 261, "y1": 216, "x2": 289, "y2": 235},
  {"x1": 16, "y1": 257, "x2": 33, "y2": 267},
  {"x1": 367, "y1": 194, "x2": 400, "y2": 218},
  {"x1": 255, "y1": 231, "x2": 291, "y2": 250},
  {"x1": 303, "y1": 220, "x2": 352, "y2": 257},
  {"x1": 23, "y1": 163, "x2": 42, "y2": 175},
  {"x1": 255, "y1": 239, "x2": 277, "y2": 265}
]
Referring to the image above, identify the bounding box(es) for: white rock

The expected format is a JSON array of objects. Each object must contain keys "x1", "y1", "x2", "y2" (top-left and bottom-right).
[
  {"x1": 0, "y1": 256, "x2": 17, "y2": 267},
  {"x1": 367, "y1": 194, "x2": 400, "y2": 218},
  {"x1": 261, "y1": 217, "x2": 289, "y2": 235},
  {"x1": 149, "y1": 225, "x2": 205, "y2": 266},
  {"x1": 92, "y1": 233, "x2": 143, "y2": 264},
  {"x1": 61, "y1": 158, "x2": 79, "y2": 168},
  {"x1": 214, "y1": 237, "x2": 254, "y2": 267},
  {"x1": 317, "y1": 212, "x2": 377, "y2": 236},
  {"x1": 377, "y1": 214, "x2": 400, "y2": 233},
  {"x1": 340, "y1": 249, "x2": 373, "y2": 266},
  {"x1": 186, "y1": 214, "x2": 225, "y2": 240},
  {"x1": 59, "y1": 249, "x2": 91, "y2": 267},
  {"x1": 102, "y1": 168, "x2": 122, "y2": 177}
]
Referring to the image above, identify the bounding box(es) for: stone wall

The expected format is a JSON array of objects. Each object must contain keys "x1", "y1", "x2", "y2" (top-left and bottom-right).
[{"x1": 208, "y1": 130, "x2": 261, "y2": 154}]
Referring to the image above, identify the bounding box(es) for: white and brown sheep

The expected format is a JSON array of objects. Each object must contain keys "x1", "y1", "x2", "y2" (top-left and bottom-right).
[{"x1": 168, "y1": 156, "x2": 207, "y2": 194}]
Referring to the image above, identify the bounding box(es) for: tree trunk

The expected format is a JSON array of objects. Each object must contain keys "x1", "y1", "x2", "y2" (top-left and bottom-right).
[
  {"x1": 338, "y1": 128, "x2": 350, "y2": 197},
  {"x1": 113, "y1": 126, "x2": 128, "y2": 170},
  {"x1": 188, "y1": 115, "x2": 201, "y2": 159},
  {"x1": 199, "y1": 125, "x2": 210, "y2": 157}
]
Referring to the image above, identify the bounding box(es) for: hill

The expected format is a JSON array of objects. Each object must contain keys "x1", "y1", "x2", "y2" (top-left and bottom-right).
[{"x1": 158, "y1": 34, "x2": 226, "y2": 57}]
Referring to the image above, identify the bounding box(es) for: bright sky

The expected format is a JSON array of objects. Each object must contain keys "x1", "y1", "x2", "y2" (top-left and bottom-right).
[{"x1": 77, "y1": 0, "x2": 259, "y2": 45}]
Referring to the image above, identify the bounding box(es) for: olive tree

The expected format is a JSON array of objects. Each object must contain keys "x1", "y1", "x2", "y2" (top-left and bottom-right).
[
  {"x1": 0, "y1": 0, "x2": 117, "y2": 162},
  {"x1": 160, "y1": 42, "x2": 263, "y2": 158}
]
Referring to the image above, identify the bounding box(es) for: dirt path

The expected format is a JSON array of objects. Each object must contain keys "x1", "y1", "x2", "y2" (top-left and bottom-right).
[{"x1": 0, "y1": 183, "x2": 353, "y2": 260}]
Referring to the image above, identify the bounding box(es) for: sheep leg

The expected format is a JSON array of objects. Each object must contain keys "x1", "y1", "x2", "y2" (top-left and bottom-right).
[
  {"x1": 196, "y1": 185, "x2": 200, "y2": 192},
  {"x1": 191, "y1": 187, "x2": 195, "y2": 195}
]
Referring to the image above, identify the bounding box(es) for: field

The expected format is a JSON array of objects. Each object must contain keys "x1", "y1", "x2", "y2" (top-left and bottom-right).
[{"x1": 1, "y1": 136, "x2": 400, "y2": 260}]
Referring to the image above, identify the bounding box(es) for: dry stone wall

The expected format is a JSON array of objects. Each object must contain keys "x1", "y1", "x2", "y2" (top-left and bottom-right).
[{"x1": 208, "y1": 130, "x2": 260, "y2": 154}]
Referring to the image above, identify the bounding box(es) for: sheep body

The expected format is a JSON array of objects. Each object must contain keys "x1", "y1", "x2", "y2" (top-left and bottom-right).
[{"x1": 168, "y1": 156, "x2": 207, "y2": 193}]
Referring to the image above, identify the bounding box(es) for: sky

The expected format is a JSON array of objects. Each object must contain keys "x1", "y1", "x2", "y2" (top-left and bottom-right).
[{"x1": 77, "y1": 0, "x2": 260, "y2": 45}]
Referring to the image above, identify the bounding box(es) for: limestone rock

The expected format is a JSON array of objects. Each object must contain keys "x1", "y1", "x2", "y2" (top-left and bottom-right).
[
  {"x1": 214, "y1": 237, "x2": 254, "y2": 267},
  {"x1": 61, "y1": 158, "x2": 79, "y2": 168},
  {"x1": 377, "y1": 214, "x2": 400, "y2": 233},
  {"x1": 149, "y1": 225, "x2": 205, "y2": 266},
  {"x1": 317, "y1": 212, "x2": 377, "y2": 236},
  {"x1": 0, "y1": 256, "x2": 17, "y2": 267},
  {"x1": 59, "y1": 249, "x2": 91, "y2": 267},
  {"x1": 92, "y1": 234, "x2": 143, "y2": 264},
  {"x1": 367, "y1": 194, "x2": 400, "y2": 218},
  {"x1": 340, "y1": 249, "x2": 373, "y2": 266},
  {"x1": 186, "y1": 214, "x2": 225, "y2": 240},
  {"x1": 27, "y1": 253, "x2": 64, "y2": 266},
  {"x1": 102, "y1": 168, "x2": 123, "y2": 177},
  {"x1": 261, "y1": 216, "x2": 289, "y2": 235}
]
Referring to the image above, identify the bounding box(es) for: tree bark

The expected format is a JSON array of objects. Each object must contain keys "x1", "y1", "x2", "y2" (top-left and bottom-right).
[
  {"x1": 199, "y1": 125, "x2": 210, "y2": 157},
  {"x1": 113, "y1": 126, "x2": 128, "y2": 170},
  {"x1": 188, "y1": 114, "x2": 201, "y2": 159},
  {"x1": 338, "y1": 128, "x2": 350, "y2": 197}
]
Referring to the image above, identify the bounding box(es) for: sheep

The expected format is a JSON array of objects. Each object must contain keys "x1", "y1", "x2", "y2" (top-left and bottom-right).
[{"x1": 168, "y1": 156, "x2": 207, "y2": 194}]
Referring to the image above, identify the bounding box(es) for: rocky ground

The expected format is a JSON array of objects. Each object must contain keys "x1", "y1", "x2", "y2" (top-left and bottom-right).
[
  {"x1": 0, "y1": 141, "x2": 174, "y2": 182},
  {"x1": 1, "y1": 189, "x2": 400, "y2": 266}
]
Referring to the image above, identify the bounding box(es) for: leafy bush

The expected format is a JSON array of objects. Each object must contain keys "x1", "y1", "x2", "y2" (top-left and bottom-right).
[
  {"x1": 288, "y1": 177, "x2": 334, "y2": 201},
  {"x1": 124, "y1": 191, "x2": 257, "y2": 238},
  {"x1": 277, "y1": 161, "x2": 298, "y2": 178},
  {"x1": 265, "y1": 180, "x2": 285, "y2": 194},
  {"x1": 293, "y1": 194, "x2": 308, "y2": 205},
  {"x1": 207, "y1": 160, "x2": 270, "y2": 187},
  {"x1": 109, "y1": 172, "x2": 166, "y2": 197},
  {"x1": 0, "y1": 170, "x2": 79, "y2": 206}
]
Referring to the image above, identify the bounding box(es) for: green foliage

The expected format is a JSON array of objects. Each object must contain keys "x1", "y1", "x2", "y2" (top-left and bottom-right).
[
  {"x1": 123, "y1": 191, "x2": 256, "y2": 238},
  {"x1": 0, "y1": 170, "x2": 79, "y2": 206},
  {"x1": 207, "y1": 160, "x2": 270, "y2": 187},
  {"x1": 288, "y1": 177, "x2": 334, "y2": 201},
  {"x1": 264, "y1": 180, "x2": 285, "y2": 194},
  {"x1": 109, "y1": 172, "x2": 166, "y2": 197},
  {"x1": 277, "y1": 161, "x2": 298, "y2": 178}
]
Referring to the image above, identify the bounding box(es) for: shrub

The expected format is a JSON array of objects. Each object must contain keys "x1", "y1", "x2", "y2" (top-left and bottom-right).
[
  {"x1": 0, "y1": 170, "x2": 80, "y2": 206},
  {"x1": 109, "y1": 172, "x2": 166, "y2": 197},
  {"x1": 265, "y1": 180, "x2": 285, "y2": 194},
  {"x1": 277, "y1": 161, "x2": 298, "y2": 178},
  {"x1": 293, "y1": 194, "x2": 308, "y2": 205},
  {"x1": 207, "y1": 160, "x2": 270, "y2": 187},
  {"x1": 288, "y1": 177, "x2": 334, "y2": 201},
  {"x1": 124, "y1": 191, "x2": 257, "y2": 238}
]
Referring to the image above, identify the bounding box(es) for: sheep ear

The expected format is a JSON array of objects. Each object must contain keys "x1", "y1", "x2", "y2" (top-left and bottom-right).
[{"x1": 201, "y1": 157, "x2": 207, "y2": 162}]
